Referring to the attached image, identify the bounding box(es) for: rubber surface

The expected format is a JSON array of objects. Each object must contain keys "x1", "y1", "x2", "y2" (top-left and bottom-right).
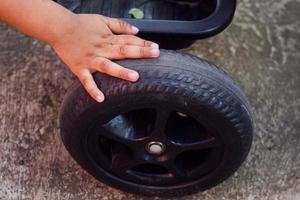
[{"x1": 59, "y1": 50, "x2": 253, "y2": 197}]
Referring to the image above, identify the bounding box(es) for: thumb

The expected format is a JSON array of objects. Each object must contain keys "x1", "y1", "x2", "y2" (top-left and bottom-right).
[{"x1": 103, "y1": 17, "x2": 139, "y2": 35}]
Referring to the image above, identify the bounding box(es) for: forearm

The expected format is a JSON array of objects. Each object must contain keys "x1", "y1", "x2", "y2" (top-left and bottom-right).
[{"x1": 0, "y1": 0, "x2": 76, "y2": 45}]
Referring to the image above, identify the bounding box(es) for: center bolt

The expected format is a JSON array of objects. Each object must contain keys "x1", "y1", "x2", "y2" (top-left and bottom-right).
[{"x1": 146, "y1": 141, "x2": 166, "y2": 155}]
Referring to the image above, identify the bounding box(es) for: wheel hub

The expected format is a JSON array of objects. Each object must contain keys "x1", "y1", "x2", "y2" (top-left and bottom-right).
[
  {"x1": 146, "y1": 141, "x2": 166, "y2": 155},
  {"x1": 88, "y1": 108, "x2": 224, "y2": 186}
]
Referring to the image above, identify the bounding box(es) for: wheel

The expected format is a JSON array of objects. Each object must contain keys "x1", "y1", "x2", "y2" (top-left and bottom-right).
[{"x1": 59, "y1": 50, "x2": 253, "y2": 197}]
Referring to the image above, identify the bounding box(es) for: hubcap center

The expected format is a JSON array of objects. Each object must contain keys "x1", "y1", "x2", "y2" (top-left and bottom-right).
[{"x1": 146, "y1": 141, "x2": 166, "y2": 155}]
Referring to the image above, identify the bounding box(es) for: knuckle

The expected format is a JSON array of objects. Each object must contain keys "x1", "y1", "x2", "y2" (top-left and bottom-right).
[
  {"x1": 102, "y1": 34, "x2": 111, "y2": 40},
  {"x1": 144, "y1": 40, "x2": 152, "y2": 47},
  {"x1": 118, "y1": 19, "x2": 129, "y2": 29},
  {"x1": 98, "y1": 59, "x2": 111, "y2": 72},
  {"x1": 118, "y1": 46, "x2": 127, "y2": 56},
  {"x1": 95, "y1": 42, "x2": 105, "y2": 48},
  {"x1": 109, "y1": 35, "x2": 118, "y2": 44},
  {"x1": 81, "y1": 76, "x2": 90, "y2": 87},
  {"x1": 118, "y1": 69, "x2": 126, "y2": 79},
  {"x1": 86, "y1": 86, "x2": 94, "y2": 94},
  {"x1": 124, "y1": 35, "x2": 133, "y2": 41},
  {"x1": 139, "y1": 47, "x2": 145, "y2": 57},
  {"x1": 85, "y1": 50, "x2": 95, "y2": 57},
  {"x1": 121, "y1": 35, "x2": 129, "y2": 43},
  {"x1": 143, "y1": 40, "x2": 148, "y2": 47},
  {"x1": 81, "y1": 78, "x2": 94, "y2": 93},
  {"x1": 101, "y1": 59, "x2": 110, "y2": 67}
]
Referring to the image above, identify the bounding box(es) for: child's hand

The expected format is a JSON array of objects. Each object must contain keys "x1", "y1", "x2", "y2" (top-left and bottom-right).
[
  {"x1": 0, "y1": 0, "x2": 158, "y2": 103},
  {"x1": 52, "y1": 14, "x2": 160, "y2": 103}
]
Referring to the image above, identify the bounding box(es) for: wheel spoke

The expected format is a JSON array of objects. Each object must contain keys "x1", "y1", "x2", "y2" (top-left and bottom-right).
[
  {"x1": 110, "y1": 145, "x2": 132, "y2": 173},
  {"x1": 169, "y1": 166, "x2": 186, "y2": 179},
  {"x1": 96, "y1": 126, "x2": 133, "y2": 146},
  {"x1": 95, "y1": 114, "x2": 142, "y2": 146},
  {"x1": 152, "y1": 108, "x2": 171, "y2": 138},
  {"x1": 163, "y1": 161, "x2": 186, "y2": 179},
  {"x1": 190, "y1": 150, "x2": 222, "y2": 177},
  {"x1": 173, "y1": 137, "x2": 219, "y2": 152}
]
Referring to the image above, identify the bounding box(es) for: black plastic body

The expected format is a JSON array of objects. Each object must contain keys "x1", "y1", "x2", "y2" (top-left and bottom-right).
[{"x1": 58, "y1": 0, "x2": 236, "y2": 49}]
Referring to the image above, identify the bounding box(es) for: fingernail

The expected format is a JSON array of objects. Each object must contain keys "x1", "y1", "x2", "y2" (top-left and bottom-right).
[
  {"x1": 131, "y1": 26, "x2": 139, "y2": 34},
  {"x1": 128, "y1": 71, "x2": 139, "y2": 81},
  {"x1": 150, "y1": 48, "x2": 160, "y2": 57},
  {"x1": 95, "y1": 95, "x2": 104, "y2": 103},
  {"x1": 150, "y1": 43, "x2": 159, "y2": 49}
]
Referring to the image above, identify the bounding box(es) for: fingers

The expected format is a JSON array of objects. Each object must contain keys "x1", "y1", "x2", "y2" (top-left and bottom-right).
[
  {"x1": 101, "y1": 45, "x2": 160, "y2": 59},
  {"x1": 109, "y1": 35, "x2": 159, "y2": 48},
  {"x1": 76, "y1": 60, "x2": 138, "y2": 103},
  {"x1": 77, "y1": 70, "x2": 105, "y2": 103},
  {"x1": 102, "y1": 16, "x2": 139, "y2": 35},
  {"x1": 91, "y1": 58, "x2": 139, "y2": 82}
]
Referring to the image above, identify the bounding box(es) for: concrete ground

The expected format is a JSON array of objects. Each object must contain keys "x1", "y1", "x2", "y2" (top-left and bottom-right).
[{"x1": 0, "y1": 0, "x2": 299, "y2": 199}]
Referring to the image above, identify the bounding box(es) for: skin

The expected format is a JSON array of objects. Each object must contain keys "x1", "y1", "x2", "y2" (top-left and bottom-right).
[{"x1": 0, "y1": 0, "x2": 160, "y2": 102}]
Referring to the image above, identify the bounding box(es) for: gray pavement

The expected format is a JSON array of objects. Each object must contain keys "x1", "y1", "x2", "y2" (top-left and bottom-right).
[{"x1": 0, "y1": 0, "x2": 299, "y2": 199}]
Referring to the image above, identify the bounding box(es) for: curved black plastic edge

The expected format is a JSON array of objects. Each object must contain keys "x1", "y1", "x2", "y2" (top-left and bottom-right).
[{"x1": 124, "y1": 0, "x2": 236, "y2": 40}]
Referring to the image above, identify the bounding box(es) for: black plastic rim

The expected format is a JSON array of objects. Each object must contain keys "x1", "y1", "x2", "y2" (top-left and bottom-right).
[{"x1": 85, "y1": 106, "x2": 225, "y2": 187}]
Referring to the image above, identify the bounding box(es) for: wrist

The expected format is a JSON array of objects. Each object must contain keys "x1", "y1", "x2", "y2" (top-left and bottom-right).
[{"x1": 46, "y1": 10, "x2": 78, "y2": 48}]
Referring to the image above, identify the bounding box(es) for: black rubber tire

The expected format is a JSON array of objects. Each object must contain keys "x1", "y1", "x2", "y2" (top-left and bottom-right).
[{"x1": 59, "y1": 50, "x2": 253, "y2": 197}]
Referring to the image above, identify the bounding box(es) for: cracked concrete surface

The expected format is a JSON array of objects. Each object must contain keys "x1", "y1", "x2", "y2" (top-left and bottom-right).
[{"x1": 0, "y1": 0, "x2": 299, "y2": 199}]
